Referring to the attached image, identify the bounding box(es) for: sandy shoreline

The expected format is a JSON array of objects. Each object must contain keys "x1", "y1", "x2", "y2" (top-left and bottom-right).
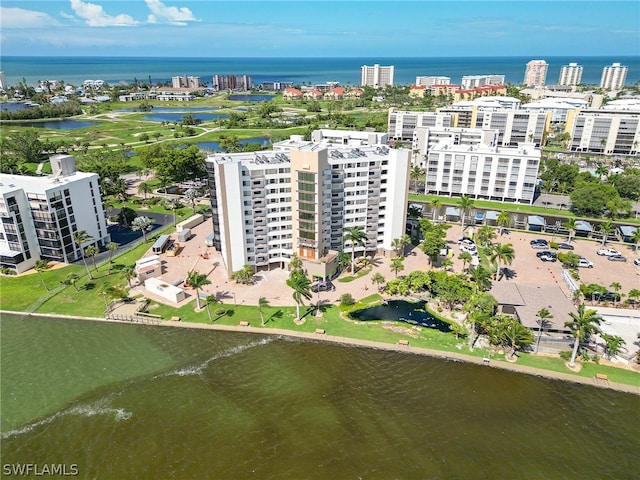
[{"x1": 3, "y1": 309, "x2": 638, "y2": 395}]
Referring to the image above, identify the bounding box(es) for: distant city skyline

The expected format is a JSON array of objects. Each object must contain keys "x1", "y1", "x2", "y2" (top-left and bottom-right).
[{"x1": 1, "y1": 1, "x2": 638, "y2": 58}]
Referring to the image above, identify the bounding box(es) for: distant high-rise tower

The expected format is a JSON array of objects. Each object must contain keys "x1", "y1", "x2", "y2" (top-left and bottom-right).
[
  {"x1": 558, "y1": 62, "x2": 583, "y2": 86},
  {"x1": 361, "y1": 64, "x2": 394, "y2": 89},
  {"x1": 600, "y1": 62, "x2": 628, "y2": 90},
  {"x1": 0, "y1": 72, "x2": 6, "y2": 91},
  {"x1": 523, "y1": 60, "x2": 548, "y2": 87}
]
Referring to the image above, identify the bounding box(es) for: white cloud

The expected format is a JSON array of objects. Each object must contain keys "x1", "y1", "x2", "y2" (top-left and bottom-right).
[
  {"x1": 0, "y1": 7, "x2": 58, "y2": 28},
  {"x1": 144, "y1": 0, "x2": 197, "y2": 26},
  {"x1": 69, "y1": 0, "x2": 139, "y2": 27}
]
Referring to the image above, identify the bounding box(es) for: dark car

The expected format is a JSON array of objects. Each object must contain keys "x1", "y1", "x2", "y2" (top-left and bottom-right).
[
  {"x1": 311, "y1": 281, "x2": 335, "y2": 292},
  {"x1": 557, "y1": 243, "x2": 574, "y2": 250},
  {"x1": 536, "y1": 250, "x2": 557, "y2": 259},
  {"x1": 597, "y1": 291, "x2": 621, "y2": 302},
  {"x1": 608, "y1": 255, "x2": 627, "y2": 262}
]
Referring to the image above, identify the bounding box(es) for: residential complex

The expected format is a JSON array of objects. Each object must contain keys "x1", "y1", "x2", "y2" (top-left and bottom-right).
[
  {"x1": 566, "y1": 106, "x2": 640, "y2": 155},
  {"x1": 424, "y1": 138, "x2": 540, "y2": 204},
  {"x1": 212, "y1": 75, "x2": 252, "y2": 91},
  {"x1": 388, "y1": 110, "x2": 454, "y2": 141},
  {"x1": 205, "y1": 137, "x2": 409, "y2": 277},
  {"x1": 460, "y1": 74, "x2": 505, "y2": 89},
  {"x1": 361, "y1": 64, "x2": 394, "y2": 89},
  {"x1": 523, "y1": 60, "x2": 548, "y2": 87},
  {"x1": 415, "y1": 76, "x2": 450, "y2": 87},
  {"x1": 0, "y1": 155, "x2": 110, "y2": 273},
  {"x1": 600, "y1": 63, "x2": 628, "y2": 90},
  {"x1": 557, "y1": 63, "x2": 583, "y2": 86}
]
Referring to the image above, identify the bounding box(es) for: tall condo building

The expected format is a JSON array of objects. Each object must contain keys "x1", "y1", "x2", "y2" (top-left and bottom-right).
[
  {"x1": 361, "y1": 64, "x2": 394, "y2": 88},
  {"x1": 171, "y1": 75, "x2": 202, "y2": 89},
  {"x1": 212, "y1": 75, "x2": 252, "y2": 91},
  {"x1": 0, "y1": 155, "x2": 110, "y2": 273},
  {"x1": 523, "y1": 60, "x2": 548, "y2": 87},
  {"x1": 600, "y1": 63, "x2": 628, "y2": 90},
  {"x1": 415, "y1": 76, "x2": 450, "y2": 87},
  {"x1": 0, "y1": 72, "x2": 7, "y2": 91},
  {"x1": 557, "y1": 63, "x2": 583, "y2": 86},
  {"x1": 205, "y1": 137, "x2": 409, "y2": 277}
]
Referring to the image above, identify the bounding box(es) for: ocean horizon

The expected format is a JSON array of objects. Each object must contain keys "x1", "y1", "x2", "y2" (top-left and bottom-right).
[{"x1": 1, "y1": 55, "x2": 638, "y2": 88}]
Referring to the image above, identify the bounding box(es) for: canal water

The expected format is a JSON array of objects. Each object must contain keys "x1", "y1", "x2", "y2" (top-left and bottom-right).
[{"x1": 1, "y1": 313, "x2": 638, "y2": 479}]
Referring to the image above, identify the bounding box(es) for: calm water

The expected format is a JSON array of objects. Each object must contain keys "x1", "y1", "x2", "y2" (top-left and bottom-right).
[
  {"x1": 2, "y1": 56, "x2": 638, "y2": 87},
  {"x1": 11, "y1": 120, "x2": 102, "y2": 130},
  {"x1": 1, "y1": 314, "x2": 638, "y2": 479},
  {"x1": 350, "y1": 300, "x2": 452, "y2": 332},
  {"x1": 143, "y1": 112, "x2": 228, "y2": 123}
]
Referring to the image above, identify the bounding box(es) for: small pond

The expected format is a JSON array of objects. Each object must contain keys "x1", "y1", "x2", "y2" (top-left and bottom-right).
[
  {"x1": 227, "y1": 94, "x2": 275, "y2": 102},
  {"x1": 1, "y1": 102, "x2": 34, "y2": 112},
  {"x1": 350, "y1": 300, "x2": 451, "y2": 332},
  {"x1": 116, "y1": 107, "x2": 221, "y2": 113},
  {"x1": 143, "y1": 112, "x2": 228, "y2": 123}
]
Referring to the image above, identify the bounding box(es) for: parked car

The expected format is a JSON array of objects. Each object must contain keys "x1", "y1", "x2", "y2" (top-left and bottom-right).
[
  {"x1": 539, "y1": 253, "x2": 557, "y2": 262},
  {"x1": 578, "y1": 258, "x2": 593, "y2": 268},
  {"x1": 608, "y1": 255, "x2": 627, "y2": 262},
  {"x1": 460, "y1": 243, "x2": 478, "y2": 255},
  {"x1": 634, "y1": 258, "x2": 640, "y2": 266},
  {"x1": 311, "y1": 281, "x2": 335, "y2": 292},
  {"x1": 597, "y1": 248, "x2": 621, "y2": 256},
  {"x1": 530, "y1": 240, "x2": 549, "y2": 249},
  {"x1": 597, "y1": 291, "x2": 622, "y2": 302},
  {"x1": 536, "y1": 250, "x2": 557, "y2": 259},
  {"x1": 557, "y1": 243, "x2": 574, "y2": 250}
]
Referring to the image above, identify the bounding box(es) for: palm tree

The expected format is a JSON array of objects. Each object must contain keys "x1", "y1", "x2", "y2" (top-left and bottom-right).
[
  {"x1": 598, "y1": 220, "x2": 614, "y2": 245},
  {"x1": 391, "y1": 238, "x2": 404, "y2": 258},
  {"x1": 343, "y1": 226, "x2": 366, "y2": 274},
  {"x1": 85, "y1": 245, "x2": 99, "y2": 272},
  {"x1": 457, "y1": 195, "x2": 474, "y2": 229},
  {"x1": 73, "y1": 230, "x2": 93, "y2": 279},
  {"x1": 258, "y1": 296, "x2": 270, "y2": 326},
  {"x1": 106, "y1": 242, "x2": 119, "y2": 274},
  {"x1": 66, "y1": 273, "x2": 80, "y2": 292},
  {"x1": 628, "y1": 289, "x2": 640, "y2": 308},
  {"x1": 631, "y1": 227, "x2": 640, "y2": 252},
  {"x1": 476, "y1": 225, "x2": 496, "y2": 247},
  {"x1": 609, "y1": 282, "x2": 622, "y2": 307},
  {"x1": 409, "y1": 165, "x2": 423, "y2": 193},
  {"x1": 137, "y1": 181, "x2": 153, "y2": 199},
  {"x1": 399, "y1": 234, "x2": 411, "y2": 257},
  {"x1": 601, "y1": 334, "x2": 625, "y2": 360},
  {"x1": 131, "y1": 216, "x2": 154, "y2": 243},
  {"x1": 468, "y1": 265, "x2": 492, "y2": 292},
  {"x1": 286, "y1": 270, "x2": 312, "y2": 322},
  {"x1": 429, "y1": 198, "x2": 442, "y2": 222},
  {"x1": 390, "y1": 256, "x2": 405, "y2": 278},
  {"x1": 458, "y1": 251, "x2": 473, "y2": 272},
  {"x1": 563, "y1": 218, "x2": 577, "y2": 243},
  {"x1": 120, "y1": 265, "x2": 136, "y2": 288},
  {"x1": 503, "y1": 317, "x2": 533, "y2": 360},
  {"x1": 289, "y1": 253, "x2": 303, "y2": 272},
  {"x1": 535, "y1": 307, "x2": 554, "y2": 353},
  {"x1": 491, "y1": 243, "x2": 515, "y2": 281},
  {"x1": 187, "y1": 270, "x2": 211, "y2": 310},
  {"x1": 204, "y1": 295, "x2": 217, "y2": 323},
  {"x1": 371, "y1": 272, "x2": 385, "y2": 292},
  {"x1": 34, "y1": 259, "x2": 51, "y2": 291},
  {"x1": 497, "y1": 211, "x2": 510, "y2": 236},
  {"x1": 595, "y1": 163, "x2": 608, "y2": 179},
  {"x1": 565, "y1": 304, "x2": 603, "y2": 368}
]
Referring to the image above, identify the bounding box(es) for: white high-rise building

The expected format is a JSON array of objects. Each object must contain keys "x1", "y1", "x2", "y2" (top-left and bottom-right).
[
  {"x1": 460, "y1": 75, "x2": 505, "y2": 89},
  {"x1": 558, "y1": 63, "x2": 583, "y2": 86},
  {"x1": 0, "y1": 155, "x2": 110, "y2": 273},
  {"x1": 425, "y1": 139, "x2": 541, "y2": 204},
  {"x1": 600, "y1": 63, "x2": 628, "y2": 90},
  {"x1": 205, "y1": 136, "x2": 409, "y2": 277},
  {"x1": 523, "y1": 60, "x2": 548, "y2": 87},
  {"x1": 361, "y1": 64, "x2": 394, "y2": 89},
  {"x1": 415, "y1": 76, "x2": 450, "y2": 87},
  {"x1": 0, "y1": 72, "x2": 7, "y2": 91}
]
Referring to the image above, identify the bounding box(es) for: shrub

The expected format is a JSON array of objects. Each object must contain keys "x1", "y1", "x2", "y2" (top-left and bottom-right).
[
  {"x1": 559, "y1": 351, "x2": 572, "y2": 361},
  {"x1": 339, "y1": 293, "x2": 355, "y2": 306}
]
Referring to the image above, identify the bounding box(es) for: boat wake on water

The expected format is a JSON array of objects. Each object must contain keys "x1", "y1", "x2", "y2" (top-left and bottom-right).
[
  {"x1": 1, "y1": 401, "x2": 132, "y2": 440},
  {"x1": 161, "y1": 337, "x2": 274, "y2": 378}
]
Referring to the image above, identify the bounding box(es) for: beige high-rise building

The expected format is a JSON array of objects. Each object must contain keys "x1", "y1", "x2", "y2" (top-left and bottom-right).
[
  {"x1": 558, "y1": 63, "x2": 583, "y2": 86},
  {"x1": 600, "y1": 62, "x2": 628, "y2": 90},
  {"x1": 523, "y1": 60, "x2": 548, "y2": 87},
  {"x1": 361, "y1": 64, "x2": 394, "y2": 88}
]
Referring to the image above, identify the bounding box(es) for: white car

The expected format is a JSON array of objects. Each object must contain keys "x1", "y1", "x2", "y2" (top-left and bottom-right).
[
  {"x1": 460, "y1": 243, "x2": 478, "y2": 255},
  {"x1": 635, "y1": 258, "x2": 640, "y2": 266},
  {"x1": 578, "y1": 258, "x2": 593, "y2": 268},
  {"x1": 597, "y1": 248, "x2": 621, "y2": 257}
]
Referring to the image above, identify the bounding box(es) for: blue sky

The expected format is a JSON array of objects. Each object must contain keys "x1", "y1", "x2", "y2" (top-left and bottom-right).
[{"x1": 1, "y1": 1, "x2": 638, "y2": 57}]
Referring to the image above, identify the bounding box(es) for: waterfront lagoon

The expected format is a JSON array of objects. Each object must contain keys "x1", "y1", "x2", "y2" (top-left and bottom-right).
[
  {"x1": 227, "y1": 94, "x2": 275, "y2": 102},
  {"x1": 1, "y1": 313, "x2": 638, "y2": 479},
  {"x1": 11, "y1": 119, "x2": 102, "y2": 130},
  {"x1": 350, "y1": 299, "x2": 452, "y2": 332}
]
